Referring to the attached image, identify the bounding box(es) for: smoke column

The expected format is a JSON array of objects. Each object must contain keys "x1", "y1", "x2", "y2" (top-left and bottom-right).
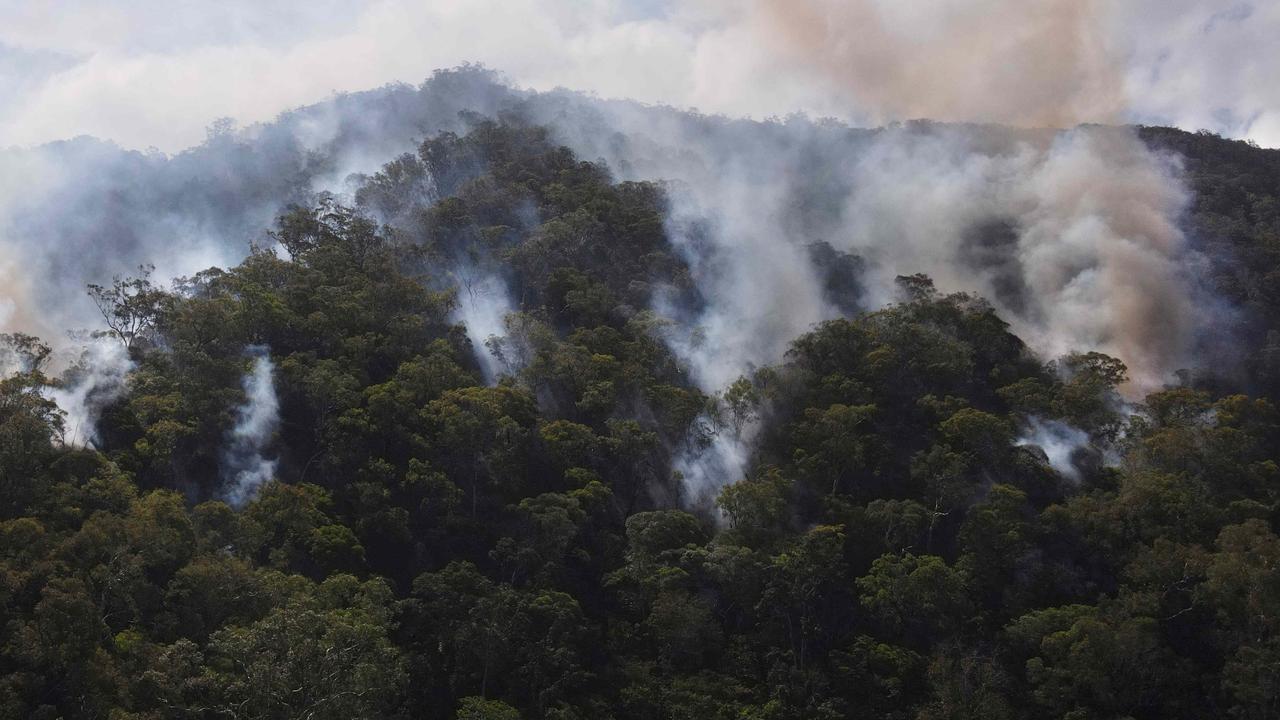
[
  {"x1": 45, "y1": 338, "x2": 134, "y2": 448},
  {"x1": 536, "y1": 2, "x2": 1199, "y2": 400},
  {"x1": 836, "y1": 123, "x2": 1196, "y2": 393},
  {"x1": 221, "y1": 347, "x2": 280, "y2": 507},
  {"x1": 453, "y1": 271, "x2": 516, "y2": 384}
]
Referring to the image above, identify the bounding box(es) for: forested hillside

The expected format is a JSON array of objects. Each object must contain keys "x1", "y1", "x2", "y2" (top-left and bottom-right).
[
  {"x1": 4, "y1": 113, "x2": 1280, "y2": 720},
  {"x1": 1140, "y1": 126, "x2": 1280, "y2": 396}
]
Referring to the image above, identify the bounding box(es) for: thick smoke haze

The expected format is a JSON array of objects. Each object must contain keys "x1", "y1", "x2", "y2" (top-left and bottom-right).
[
  {"x1": 757, "y1": 0, "x2": 1125, "y2": 129},
  {"x1": 0, "y1": 73, "x2": 523, "y2": 343},
  {"x1": 4, "y1": 9, "x2": 1279, "y2": 712},
  {"x1": 0, "y1": 68, "x2": 1218, "y2": 501},
  {"x1": 1, "y1": 1, "x2": 1277, "y2": 151},
  {"x1": 1, "y1": 0, "x2": 1274, "y2": 502},
  {"x1": 510, "y1": 94, "x2": 1202, "y2": 497},
  {"x1": 837, "y1": 124, "x2": 1197, "y2": 392},
  {"x1": 520, "y1": 96, "x2": 1201, "y2": 393}
]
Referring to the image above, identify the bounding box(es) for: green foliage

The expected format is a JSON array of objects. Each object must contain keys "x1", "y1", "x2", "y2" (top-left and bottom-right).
[
  {"x1": 86, "y1": 265, "x2": 171, "y2": 351},
  {"x1": 458, "y1": 696, "x2": 523, "y2": 720},
  {"x1": 4, "y1": 120, "x2": 1280, "y2": 719}
]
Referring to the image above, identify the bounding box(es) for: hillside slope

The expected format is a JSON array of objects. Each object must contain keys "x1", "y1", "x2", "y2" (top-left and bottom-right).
[{"x1": 3, "y1": 72, "x2": 1280, "y2": 719}]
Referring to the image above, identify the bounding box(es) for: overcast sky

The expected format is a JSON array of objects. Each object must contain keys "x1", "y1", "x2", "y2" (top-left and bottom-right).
[{"x1": 0, "y1": 0, "x2": 1276, "y2": 152}]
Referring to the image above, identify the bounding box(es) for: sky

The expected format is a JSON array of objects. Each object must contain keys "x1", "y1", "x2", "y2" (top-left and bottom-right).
[{"x1": 0, "y1": 0, "x2": 1276, "y2": 153}]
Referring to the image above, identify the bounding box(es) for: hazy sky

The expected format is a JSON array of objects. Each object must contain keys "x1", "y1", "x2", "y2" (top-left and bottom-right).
[{"x1": 0, "y1": 0, "x2": 1276, "y2": 152}]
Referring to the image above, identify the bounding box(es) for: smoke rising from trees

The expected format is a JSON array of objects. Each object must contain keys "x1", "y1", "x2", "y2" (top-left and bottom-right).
[
  {"x1": 0, "y1": 67, "x2": 1222, "y2": 502},
  {"x1": 221, "y1": 347, "x2": 280, "y2": 507}
]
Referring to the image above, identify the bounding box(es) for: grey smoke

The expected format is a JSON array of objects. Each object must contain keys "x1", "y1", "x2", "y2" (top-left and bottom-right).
[
  {"x1": 0, "y1": 69, "x2": 1226, "y2": 506},
  {"x1": 1016, "y1": 416, "x2": 1092, "y2": 481},
  {"x1": 837, "y1": 123, "x2": 1197, "y2": 393},
  {"x1": 452, "y1": 270, "x2": 516, "y2": 384},
  {"x1": 222, "y1": 347, "x2": 280, "y2": 507},
  {"x1": 45, "y1": 337, "x2": 133, "y2": 448},
  {"x1": 0, "y1": 332, "x2": 132, "y2": 447},
  {"x1": 674, "y1": 423, "x2": 752, "y2": 508},
  {"x1": 513, "y1": 94, "x2": 1202, "y2": 501},
  {"x1": 0, "y1": 69, "x2": 524, "y2": 344},
  {"x1": 673, "y1": 388, "x2": 766, "y2": 509},
  {"x1": 0, "y1": 73, "x2": 1207, "y2": 394},
  {"x1": 4, "y1": 2, "x2": 1276, "y2": 151}
]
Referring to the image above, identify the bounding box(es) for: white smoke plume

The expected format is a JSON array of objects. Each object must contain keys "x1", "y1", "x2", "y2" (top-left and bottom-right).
[
  {"x1": 673, "y1": 386, "x2": 768, "y2": 509},
  {"x1": 658, "y1": 178, "x2": 832, "y2": 391},
  {"x1": 674, "y1": 424, "x2": 752, "y2": 508},
  {"x1": 221, "y1": 347, "x2": 280, "y2": 507},
  {"x1": 530, "y1": 107, "x2": 845, "y2": 500},
  {"x1": 1016, "y1": 417, "x2": 1092, "y2": 482},
  {"x1": 452, "y1": 271, "x2": 516, "y2": 384},
  {"x1": 45, "y1": 337, "x2": 134, "y2": 448}
]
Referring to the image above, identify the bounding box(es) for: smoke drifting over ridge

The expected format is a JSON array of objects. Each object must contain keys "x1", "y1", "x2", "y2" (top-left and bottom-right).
[
  {"x1": 221, "y1": 348, "x2": 280, "y2": 507},
  {"x1": 511, "y1": 96, "x2": 1199, "y2": 499},
  {"x1": 0, "y1": 0, "x2": 1230, "y2": 403},
  {"x1": 836, "y1": 124, "x2": 1196, "y2": 392},
  {"x1": 5, "y1": 2, "x2": 1277, "y2": 151},
  {"x1": 0, "y1": 61, "x2": 1225, "y2": 498},
  {"x1": 722, "y1": 0, "x2": 1198, "y2": 392},
  {"x1": 519, "y1": 98, "x2": 1200, "y2": 393},
  {"x1": 0, "y1": 74, "x2": 524, "y2": 343}
]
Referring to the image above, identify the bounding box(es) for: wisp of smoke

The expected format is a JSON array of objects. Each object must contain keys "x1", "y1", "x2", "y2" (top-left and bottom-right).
[
  {"x1": 662, "y1": 178, "x2": 833, "y2": 391},
  {"x1": 452, "y1": 270, "x2": 516, "y2": 384},
  {"x1": 221, "y1": 347, "x2": 280, "y2": 507},
  {"x1": 674, "y1": 425, "x2": 752, "y2": 509},
  {"x1": 671, "y1": 391, "x2": 769, "y2": 512},
  {"x1": 1016, "y1": 416, "x2": 1092, "y2": 481}
]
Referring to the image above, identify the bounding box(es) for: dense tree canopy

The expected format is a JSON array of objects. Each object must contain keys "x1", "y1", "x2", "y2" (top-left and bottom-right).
[{"x1": 3, "y1": 120, "x2": 1280, "y2": 719}]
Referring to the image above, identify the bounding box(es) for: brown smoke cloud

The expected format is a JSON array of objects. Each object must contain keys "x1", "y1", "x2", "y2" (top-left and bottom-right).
[
  {"x1": 1018, "y1": 127, "x2": 1193, "y2": 392},
  {"x1": 745, "y1": 0, "x2": 1198, "y2": 394},
  {"x1": 834, "y1": 123, "x2": 1195, "y2": 396},
  {"x1": 755, "y1": 0, "x2": 1126, "y2": 128}
]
